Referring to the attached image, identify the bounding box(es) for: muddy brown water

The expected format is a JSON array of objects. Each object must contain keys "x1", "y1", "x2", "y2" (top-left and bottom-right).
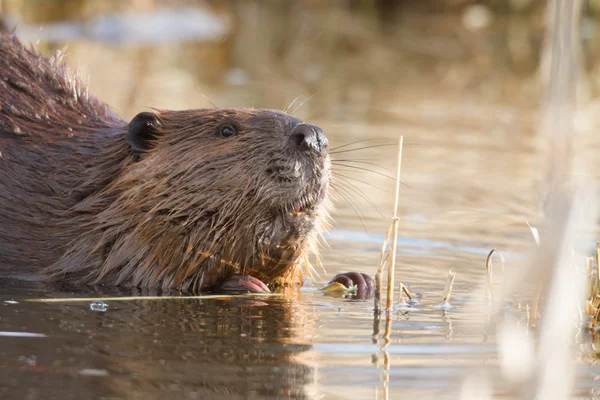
[{"x1": 2, "y1": 2, "x2": 600, "y2": 399}]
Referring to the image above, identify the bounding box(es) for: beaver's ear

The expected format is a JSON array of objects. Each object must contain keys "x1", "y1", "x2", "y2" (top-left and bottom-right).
[{"x1": 127, "y1": 112, "x2": 162, "y2": 153}]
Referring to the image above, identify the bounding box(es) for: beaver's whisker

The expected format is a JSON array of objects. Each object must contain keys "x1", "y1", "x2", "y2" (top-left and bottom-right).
[
  {"x1": 330, "y1": 186, "x2": 370, "y2": 235},
  {"x1": 333, "y1": 164, "x2": 411, "y2": 189},
  {"x1": 332, "y1": 177, "x2": 386, "y2": 219},
  {"x1": 329, "y1": 138, "x2": 393, "y2": 152},
  {"x1": 332, "y1": 163, "x2": 394, "y2": 180},
  {"x1": 329, "y1": 143, "x2": 397, "y2": 154},
  {"x1": 331, "y1": 157, "x2": 387, "y2": 161},
  {"x1": 331, "y1": 159, "x2": 395, "y2": 174},
  {"x1": 284, "y1": 96, "x2": 301, "y2": 114},
  {"x1": 332, "y1": 171, "x2": 392, "y2": 194},
  {"x1": 196, "y1": 90, "x2": 219, "y2": 109},
  {"x1": 292, "y1": 95, "x2": 314, "y2": 116}
]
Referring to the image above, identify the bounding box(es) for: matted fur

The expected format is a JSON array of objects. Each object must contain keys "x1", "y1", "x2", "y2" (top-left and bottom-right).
[{"x1": 0, "y1": 34, "x2": 330, "y2": 291}]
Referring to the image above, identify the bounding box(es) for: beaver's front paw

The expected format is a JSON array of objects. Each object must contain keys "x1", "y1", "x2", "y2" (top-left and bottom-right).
[
  {"x1": 328, "y1": 272, "x2": 374, "y2": 299},
  {"x1": 213, "y1": 275, "x2": 271, "y2": 294}
]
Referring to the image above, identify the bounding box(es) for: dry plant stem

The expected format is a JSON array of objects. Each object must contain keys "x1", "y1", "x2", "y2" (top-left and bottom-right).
[
  {"x1": 371, "y1": 308, "x2": 382, "y2": 344},
  {"x1": 485, "y1": 249, "x2": 506, "y2": 308},
  {"x1": 386, "y1": 217, "x2": 399, "y2": 311},
  {"x1": 375, "y1": 226, "x2": 392, "y2": 311},
  {"x1": 592, "y1": 295, "x2": 600, "y2": 328},
  {"x1": 596, "y1": 242, "x2": 600, "y2": 282},
  {"x1": 385, "y1": 136, "x2": 404, "y2": 312},
  {"x1": 383, "y1": 311, "x2": 393, "y2": 344},
  {"x1": 403, "y1": 284, "x2": 413, "y2": 300},
  {"x1": 530, "y1": 284, "x2": 542, "y2": 327},
  {"x1": 485, "y1": 250, "x2": 494, "y2": 307},
  {"x1": 397, "y1": 282, "x2": 413, "y2": 304},
  {"x1": 586, "y1": 257, "x2": 596, "y2": 302},
  {"x1": 442, "y1": 269, "x2": 456, "y2": 304}
]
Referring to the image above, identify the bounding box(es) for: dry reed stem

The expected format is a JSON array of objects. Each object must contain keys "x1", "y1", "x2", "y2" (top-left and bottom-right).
[
  {"x1": 592, "y1": 296, "x2": 600, "y2": 328},
  {"x1": 374, "y1": 136, "x2": 404, "y2": 313},
  {"x1": 596, "y1": 242, "x2": 600, "y2": 282},
  {"x1": 485, "y1": 249, "x2": 505, "y2": 307},
  {"x1": 588, "y1": 253, "x2": 600, "y2": 328},
  {"x1": 383, "y1": 311, "x2": 393, "y2": 344},
  {"x1": 586, "y1": 257, "x2": 597, "y2": 302},
  {"x1": 375, "y1": 226, "x2": 392, "y2": 311},
  {"x1": 530, "y1": 285, "x2": 542, "y2": 327},
  {"x1": 386, "y1": 217, "x2": 399, "y2": 311},
  {"x1": 402, "y1": 284, "x2": 413, "y2": 300},
  {"x1": 441, "y1": 268, "x2": 456, "y2": 305},
  {"x1": 590, "y1": 294, "x2": 600, "y2": 328},
  {"x1": 385, "y1": 136, "x2": 404, "y2": 312},
  {"x1": 397, "y1": 282, "x2": 414, "y2": 304}
]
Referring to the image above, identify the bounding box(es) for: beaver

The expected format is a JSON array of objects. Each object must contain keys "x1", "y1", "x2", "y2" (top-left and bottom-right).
[{"x1": 0, "y1": 34, "x2": 373, "y2": 295}]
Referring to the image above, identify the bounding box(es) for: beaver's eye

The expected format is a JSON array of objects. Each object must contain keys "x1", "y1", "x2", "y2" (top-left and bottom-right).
[{"x1": 220, "y1": 125, "x2": 236, "y2": 138}]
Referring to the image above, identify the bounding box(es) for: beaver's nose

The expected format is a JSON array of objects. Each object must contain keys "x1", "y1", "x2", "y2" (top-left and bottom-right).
[{"x1": 290, "y1": 124, "x2": 328, "y2": 153}]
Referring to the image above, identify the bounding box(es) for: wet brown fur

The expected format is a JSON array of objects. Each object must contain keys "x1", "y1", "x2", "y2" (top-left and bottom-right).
[{"x1": 0, "y1": 34, "x2": 330, "y2": 291}]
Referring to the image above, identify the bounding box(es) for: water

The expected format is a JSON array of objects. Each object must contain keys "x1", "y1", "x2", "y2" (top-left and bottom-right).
[
  {"x1": 2, "y1": 1, "x2": 600, "y2": 399},
  {"x1": 0, "y1": 276, "x2": 493, "y2": 399},
  {"x1": 89, "y1": 300, "x2": 109, "y2": 312}
]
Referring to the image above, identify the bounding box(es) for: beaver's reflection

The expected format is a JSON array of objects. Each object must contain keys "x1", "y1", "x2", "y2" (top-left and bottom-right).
[
  {"x1": 1, "y1": 282, "x2": 317, "y2": 399},
  {"x1": 92, "y1": 292, "x2": 316, "y2": 399}
]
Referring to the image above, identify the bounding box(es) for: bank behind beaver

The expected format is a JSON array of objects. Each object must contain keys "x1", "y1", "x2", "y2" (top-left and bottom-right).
[{"x1": 0, "y1": 34, "x2": 372, "y2": 294}]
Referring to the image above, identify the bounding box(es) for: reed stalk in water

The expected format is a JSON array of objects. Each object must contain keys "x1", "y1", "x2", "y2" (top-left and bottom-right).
[
  {"x1": 397, "y1": 282, "x2": 414, "y2": 305},
  {"x1": 375, "y1": 136, "x2": 404, "y2": 313},
  {"x1": 440, "y1": 268, "x2": 456, "y2": 307},
  {"x1": 485, "y1": 249, "x2": 505, "y2": 308}
]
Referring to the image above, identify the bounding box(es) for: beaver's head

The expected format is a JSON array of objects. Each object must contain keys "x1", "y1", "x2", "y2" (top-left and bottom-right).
[{"x1": 110, "y1": 108, "x2": 331, "y2": 288}]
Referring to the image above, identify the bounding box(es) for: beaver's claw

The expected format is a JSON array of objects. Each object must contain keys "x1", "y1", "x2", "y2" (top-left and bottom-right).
[
  {"x1": 328, "y1": 272, "x2": 374, "y2": 299},
  {"x1": 213, "y1": 275, "x2": 271, "y2": 294}
]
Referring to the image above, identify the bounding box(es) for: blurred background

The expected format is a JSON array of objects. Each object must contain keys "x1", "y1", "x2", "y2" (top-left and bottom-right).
[
  {"x1": 2, "y1": 1, "x2": 600, "y2": 398},
  {"x1": 2, "y1": 0, "x2": 583, "y2": 246},
  {"x1": 3, "y1": 0, "x2": 598, "y2": 241}
]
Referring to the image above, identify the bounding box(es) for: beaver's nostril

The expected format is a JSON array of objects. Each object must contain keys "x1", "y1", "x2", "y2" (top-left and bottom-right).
[
  {"x1": 290, "y1": 124, "x2": 328, "y2": 153},
  {"x1": 291, "y1": 130, "x2": 306, "y2": 147}
]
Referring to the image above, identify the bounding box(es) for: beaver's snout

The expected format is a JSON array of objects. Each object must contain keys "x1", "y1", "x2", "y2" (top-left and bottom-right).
[{"x1": 290, "y1": 123, "x2": 328, "y2": 153}]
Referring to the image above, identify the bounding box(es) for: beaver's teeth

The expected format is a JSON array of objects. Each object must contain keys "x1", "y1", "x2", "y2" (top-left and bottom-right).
[{"x1": 290, "y1": 211, "x2": 308, "y2": 216}]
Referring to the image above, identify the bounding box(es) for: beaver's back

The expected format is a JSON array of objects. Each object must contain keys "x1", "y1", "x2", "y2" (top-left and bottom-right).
[
  {"x1": 0, "y1": 34, "x2": 121, "y2": 136},
  {"x1": 0, "y1": 34, "x2": 127, "y2": 273}
]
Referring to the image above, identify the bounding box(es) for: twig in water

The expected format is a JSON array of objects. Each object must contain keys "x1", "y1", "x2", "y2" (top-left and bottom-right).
[
  {"x1": 434, "y1": 268, "x2": 456, "y2": 309},
  {"x1": 596, "y1": 242, "x2": 600, "y2": 285},
  {"x1": 442, "y1": 268, "x2": 456, "y2": 304},
  {"x1": 374, "y1": 136, "x2": 404, "y2": 313},
  {"x1": 586, "y1": 257, "x2": 597, "y2": 303},
  {"x1": 397, "y1": 282, "x2": 414, "y2": 305},
  {"x1": 385, "y1": 136, "x2": 404, "y2": 312},
  {"x1": 485, "y1": 249, "x2": 505, "y2": 308},
  {"x1": 375, "y1": 239, "x2": 390, "y2": 312}
]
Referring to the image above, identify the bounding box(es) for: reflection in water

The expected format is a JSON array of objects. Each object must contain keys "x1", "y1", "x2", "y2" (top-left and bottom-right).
[{"x1": 1, "y1": 282, "x2": 317, "y2": 399}]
